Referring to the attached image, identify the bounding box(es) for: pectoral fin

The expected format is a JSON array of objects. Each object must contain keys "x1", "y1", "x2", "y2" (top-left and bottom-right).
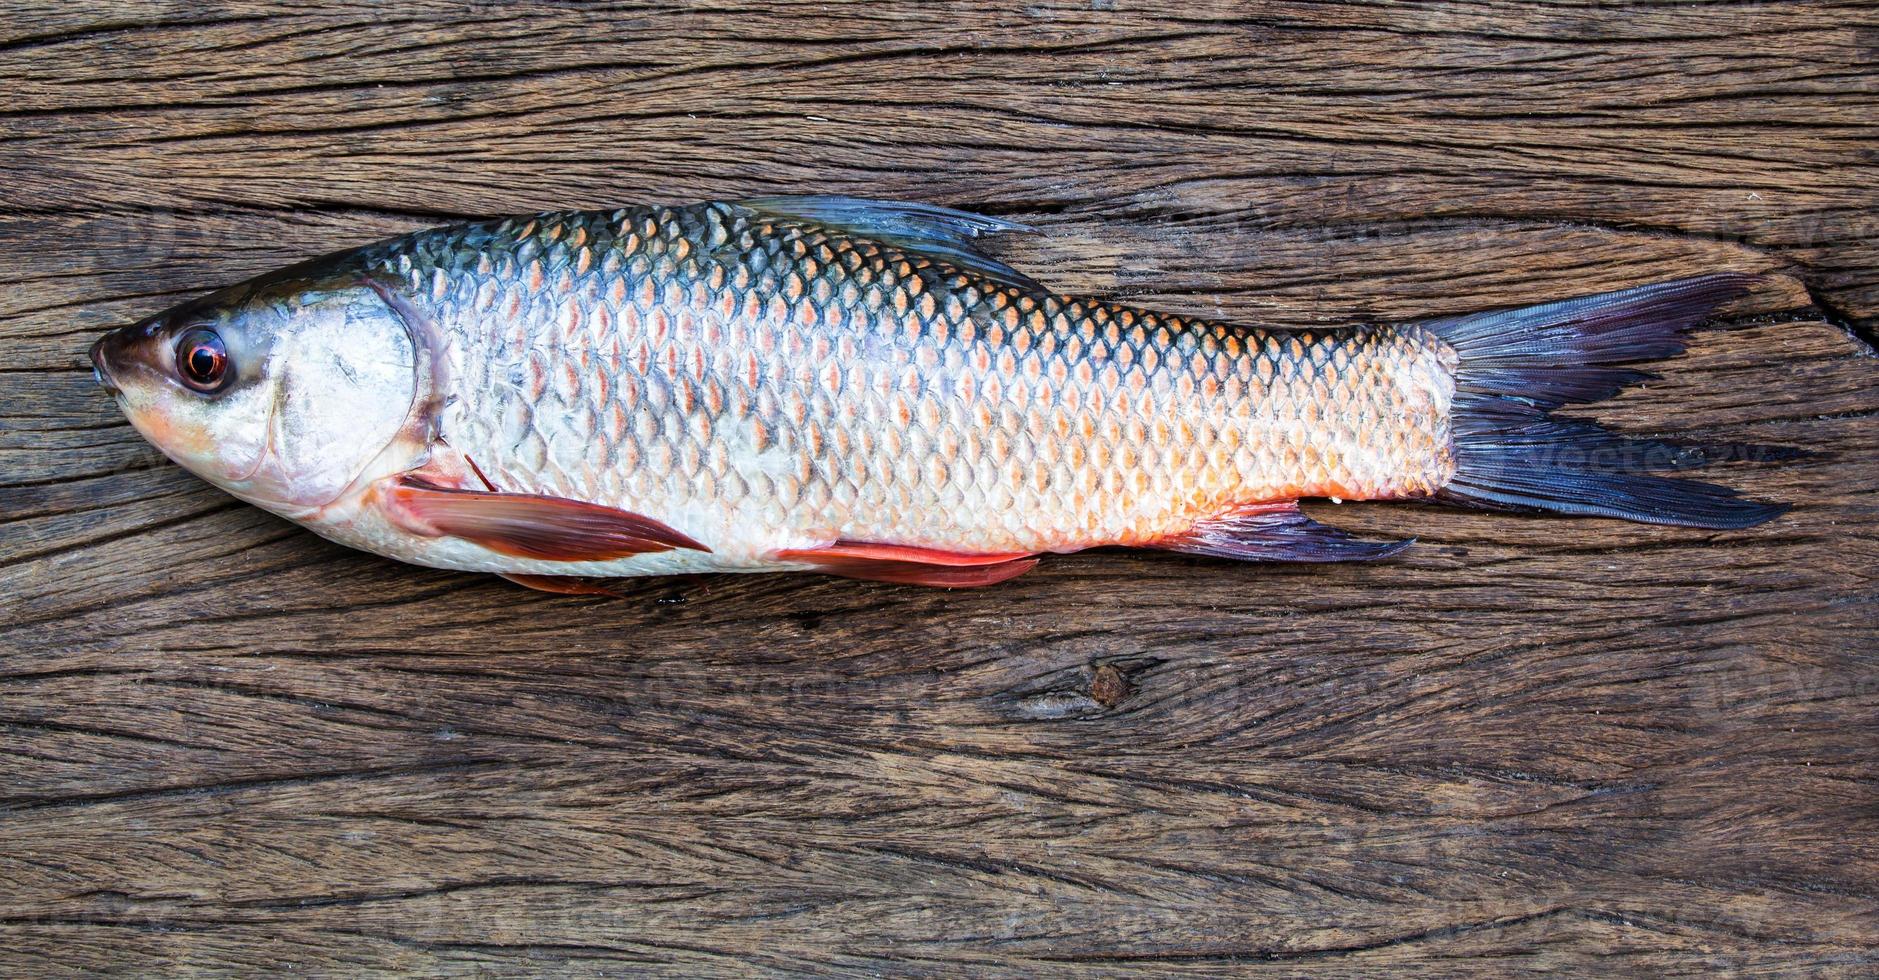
[
  {"x1": 775, "y1": 540, "x2": 1038, "y2": 588},
  {"x1": 1154, "y1": 502, "x2": 1412, "y2": 562},
  {"x1": 385, "y1": 479, "x2": 708, "y2": 562}
]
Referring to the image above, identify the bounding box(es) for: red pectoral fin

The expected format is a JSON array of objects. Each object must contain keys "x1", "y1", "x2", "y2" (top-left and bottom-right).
[
  {"x1": 385, "y1": 479, "x2": 708, "y2": 561},
  {"x1": 774, "y1": 540, "x2": 1038, "y2": 588}
]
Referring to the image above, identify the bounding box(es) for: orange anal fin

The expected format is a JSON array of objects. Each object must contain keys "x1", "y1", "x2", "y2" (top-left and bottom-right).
[
  {"x1": 1154, "y1": 501, "x2": 1413, "y2": 563},
  {"x1": 775, "y1": 541, "x2": 1039, "y2": 588},
  {"x1": 499, "y1": 573, "x2": 629, "y2": 597},
  {"x1": 385, "y1": 479, "x2": 709, "y2": 562}
]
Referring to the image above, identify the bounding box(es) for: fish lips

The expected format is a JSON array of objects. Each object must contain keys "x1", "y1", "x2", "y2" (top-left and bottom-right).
[{"x1": 90, "y1": 320, "x2": 165, "y2": 396}]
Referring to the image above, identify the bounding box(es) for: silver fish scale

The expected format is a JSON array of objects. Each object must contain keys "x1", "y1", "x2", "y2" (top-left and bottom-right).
[{"x1": 366, "y1": 202, "x2": 1454, "y2": 559}]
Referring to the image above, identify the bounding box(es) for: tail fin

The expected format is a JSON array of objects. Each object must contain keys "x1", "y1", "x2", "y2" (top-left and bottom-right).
[{"x1": 1426, "y1": 274, "x2": 1787, "y2": 529}]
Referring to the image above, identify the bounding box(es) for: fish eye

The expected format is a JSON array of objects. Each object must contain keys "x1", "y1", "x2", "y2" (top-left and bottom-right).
[{"x1": 175, "y1": 328, "x2": 230, "y2": 392}]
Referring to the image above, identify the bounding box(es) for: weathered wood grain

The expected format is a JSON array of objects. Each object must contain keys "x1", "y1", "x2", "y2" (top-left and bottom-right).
[{"x1": 2, "y1": 0, "x2": 1876, "y2": 974}]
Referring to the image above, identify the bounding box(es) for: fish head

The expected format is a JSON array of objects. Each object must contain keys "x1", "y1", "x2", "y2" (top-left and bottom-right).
[{"x1": 91, "y1": 272, "x2": 425, "y2": 516}]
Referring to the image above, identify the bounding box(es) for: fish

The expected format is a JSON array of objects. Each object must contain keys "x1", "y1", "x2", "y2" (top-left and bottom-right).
[{"x1": 89, "y1": 196, "x2": 1786, "y2": 591}]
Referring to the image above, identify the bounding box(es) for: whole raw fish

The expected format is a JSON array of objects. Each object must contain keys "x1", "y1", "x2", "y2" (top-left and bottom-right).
[{"x1": 90, "y1": 196, "x2": 1783, "y2": 590}]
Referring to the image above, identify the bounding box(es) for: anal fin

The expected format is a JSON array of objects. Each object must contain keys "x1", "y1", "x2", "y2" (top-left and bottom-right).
[
  {"x1": 775, "y1": 540, "x2": 1038, "y2": 588},
  {"x1": 1154, "y1": 502, "x2": 1412, "y2": 563}
]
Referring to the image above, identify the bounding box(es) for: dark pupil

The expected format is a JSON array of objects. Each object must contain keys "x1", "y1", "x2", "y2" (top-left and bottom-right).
[{"x1": 178, "y1": 330, "x2": 226, "y2": 387}]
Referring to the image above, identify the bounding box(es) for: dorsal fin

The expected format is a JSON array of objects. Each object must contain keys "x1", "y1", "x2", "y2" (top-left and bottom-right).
[{"x1": 737, "y1": 195, "x2": 1043, "y2": 291}]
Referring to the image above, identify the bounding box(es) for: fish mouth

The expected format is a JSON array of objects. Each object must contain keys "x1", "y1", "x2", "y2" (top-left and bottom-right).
[
  {"x1": 89, "y1": 332, "x2": 123, "y2": 396},
  {"x1": 91, "y1": 320, "x2": 167, "y2": 397}
]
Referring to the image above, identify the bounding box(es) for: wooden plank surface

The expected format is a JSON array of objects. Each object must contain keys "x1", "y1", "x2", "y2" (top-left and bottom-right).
[{"x1": 2, "y1": 0, "x2": 1876, "y2": 973}]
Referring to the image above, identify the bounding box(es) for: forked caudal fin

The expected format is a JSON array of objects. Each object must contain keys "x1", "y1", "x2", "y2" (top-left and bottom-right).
[{"x1": 1426, "y1": 274, "x2": 1787, "y2": 529}]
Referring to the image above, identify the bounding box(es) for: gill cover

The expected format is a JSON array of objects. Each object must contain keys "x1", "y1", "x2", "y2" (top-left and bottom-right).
[{"x1": 248, "y1": 285, "x2": 420, "y2": 510}]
